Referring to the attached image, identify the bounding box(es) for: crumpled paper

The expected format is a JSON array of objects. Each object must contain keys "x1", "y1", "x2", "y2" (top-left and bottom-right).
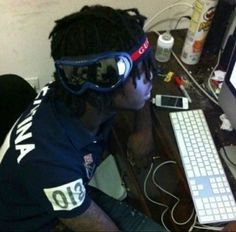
[
  {"x1": 219, "y1": 114, "x2": 233, "y2": 131},
  {"x1": 211, "y1": 70, "x2": 226, "y2": 82}
]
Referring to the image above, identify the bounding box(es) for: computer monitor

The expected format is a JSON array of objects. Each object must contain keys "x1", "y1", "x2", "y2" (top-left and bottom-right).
[{"x1": 218, "y1": 42, "x2": 236, "y2": 130}]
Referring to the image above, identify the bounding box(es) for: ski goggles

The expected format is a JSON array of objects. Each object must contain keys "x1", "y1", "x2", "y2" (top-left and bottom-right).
[{"x1": 55, "y1": 36, "x2": 151, "y2": 95}]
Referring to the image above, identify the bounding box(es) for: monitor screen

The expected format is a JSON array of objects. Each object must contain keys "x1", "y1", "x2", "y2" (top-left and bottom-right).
[
  {"x1": 229, "y1": 63, "x2": 236, "y2": 91},
  {"x1": 225, "y1": 44, "x2": 236, "y2": 97},
  {"x1": 219, "y1": 42, "x2": 236, "y2": 130}
]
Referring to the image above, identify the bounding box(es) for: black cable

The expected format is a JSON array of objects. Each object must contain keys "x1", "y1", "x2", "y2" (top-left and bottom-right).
[
  {"x1": 174, "y1": 15, "x2": 191, "y2": 30},
  {"x1": 214, "y1": 132, "x2": 236, "y2": 167},
  {"x1": 222, "y1": 145, "x2": 236, "y2": 167}
]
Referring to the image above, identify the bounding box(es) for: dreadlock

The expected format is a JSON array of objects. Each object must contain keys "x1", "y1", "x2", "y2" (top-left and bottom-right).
[{"x1": 49, "y1": 5, "x2": 157, "y2": 116}]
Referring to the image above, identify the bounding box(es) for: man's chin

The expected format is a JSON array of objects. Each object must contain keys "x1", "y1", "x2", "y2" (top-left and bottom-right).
[
  {"x1": 144, "y1": 92, "x2": 151, "y2": 101},
  {"x1": 134, "y1": 102, "x2": 146, "y2": 110}
]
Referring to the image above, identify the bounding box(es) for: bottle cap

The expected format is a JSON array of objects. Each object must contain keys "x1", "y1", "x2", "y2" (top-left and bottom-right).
[{"x1": 158, "y1": 32, "x2": 174, "y2": 48}]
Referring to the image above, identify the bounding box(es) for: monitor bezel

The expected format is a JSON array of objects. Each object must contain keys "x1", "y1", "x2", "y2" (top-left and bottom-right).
[{"x1": 224, "y1": 43, "x2": 236, "y2": 97}]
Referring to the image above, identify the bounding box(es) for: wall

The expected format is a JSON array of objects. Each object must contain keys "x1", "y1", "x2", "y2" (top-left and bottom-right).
[{"x1": 0, "y1": 0, "x2": 193, "y2": 88}]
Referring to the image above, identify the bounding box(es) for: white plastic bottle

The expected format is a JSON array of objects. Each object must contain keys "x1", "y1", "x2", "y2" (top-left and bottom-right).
[
  {"x1": 180, "y1": 0, "x2": 219, "y2": 65},
  {"x1": 155, "y1": 32, "x2": 174, "y2": 62}
]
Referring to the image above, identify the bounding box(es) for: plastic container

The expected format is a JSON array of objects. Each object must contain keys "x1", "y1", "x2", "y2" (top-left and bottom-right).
[
  {"x1": 180, "y1": 0, "x2": 219, "y2": 65},
  {"x1": 155, "y1": 32, "x2": 174, "y2": 62}
]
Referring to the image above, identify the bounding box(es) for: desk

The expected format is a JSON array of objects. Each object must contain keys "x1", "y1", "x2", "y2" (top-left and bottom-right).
[{"x1": 110, "y1": 30, "x2": 236, "y2": 231}]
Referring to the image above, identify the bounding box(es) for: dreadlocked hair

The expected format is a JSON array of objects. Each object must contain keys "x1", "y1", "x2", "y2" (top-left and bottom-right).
[{"x1": 49, "y1": 5, "x2": 157, "y2": 116}]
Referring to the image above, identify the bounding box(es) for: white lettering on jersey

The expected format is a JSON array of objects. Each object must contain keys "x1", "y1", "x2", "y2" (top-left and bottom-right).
[
  {"x1": 44, "y1": 178, "x2": 86, "y2": 211},
  {"x1": 17, "y1": 116, "x2": 33, "y2": 128},
  {"x1": 16, "y1": 144, "x2": 35, "y2": 163},
  {"x1": 15, "y1": 122, "x2": 33, "y2": 144},
  {"x1": 15, "y1": 118, "x2": 35, "y2": 163},
  {"x1": 1, "y1": 85, "x2": 50, "y2": 164},
  {"x1": 15, "y1": 85, "x2": 50, "y2": 163}
]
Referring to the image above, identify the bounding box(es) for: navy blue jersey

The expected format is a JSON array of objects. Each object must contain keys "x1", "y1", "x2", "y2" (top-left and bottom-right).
[{"x1": 0, "y1": 84, "x2": 113, "y2": 232}]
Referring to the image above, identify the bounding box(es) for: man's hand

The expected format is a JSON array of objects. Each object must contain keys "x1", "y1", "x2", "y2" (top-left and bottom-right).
[{"x1": 222, "y1": 222, "x2": 236, "y2": 231}]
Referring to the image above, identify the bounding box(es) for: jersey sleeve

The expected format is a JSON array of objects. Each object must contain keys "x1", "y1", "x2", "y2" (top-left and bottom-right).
[{"x1": 20, "y1": 159, "x2": 91, "y2": 219}]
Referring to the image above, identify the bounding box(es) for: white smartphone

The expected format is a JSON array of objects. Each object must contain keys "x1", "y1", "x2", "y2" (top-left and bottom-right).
[{"x1": 152, "y1": 94, "x2": 189, "y2": 109}]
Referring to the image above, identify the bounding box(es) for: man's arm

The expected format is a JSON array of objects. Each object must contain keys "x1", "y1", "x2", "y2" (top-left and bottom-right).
[
  {"x1": 221, "y1": 222, "x2": 236, "y2": 231},
  {"x1": 60, "y1": 200, "x2": 119, "y2": 232},
  {"x1": 127, "y1": 101, "x2": 154, "y2": 168}
]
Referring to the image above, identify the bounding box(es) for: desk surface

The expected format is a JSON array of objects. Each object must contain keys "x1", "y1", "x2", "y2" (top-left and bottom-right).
[{"x1": 110, "y1": 30, "x2": 236, "y2": 231}]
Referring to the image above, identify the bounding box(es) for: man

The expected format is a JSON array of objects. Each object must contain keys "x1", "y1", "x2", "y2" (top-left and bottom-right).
[{"x1": 0, "y1": 5, "x2": 165, "y2": 232}]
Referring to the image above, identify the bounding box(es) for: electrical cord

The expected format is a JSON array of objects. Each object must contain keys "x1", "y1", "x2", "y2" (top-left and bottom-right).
[
  {"x1": 144, "y1": 160, "x2": 226, "y2": 231},
  {"x1": 174, "y1": 15, "x2": 191, "y2": 30},
  {"x1": 151, "y1": 160, "x2": 195, "y2": 225},
  {"x1": 143, "y1": 6, "x2": 228, "y2": 230},
  {"x1": 192, "y1": 220, "x2": 225, "y2": 231},
  {"x1": 144, "y1": 159, "x2": 196, "y2": 231},
  {"x1": 143, "y1": 2, "x2": 193, "y2": 32},
  {"x1": 143, "y1": 161, "x2": 171, "y2": 232},
  {"x1": 143, "y1": 1, "x2": 222, "y2": 106},
  {"x1": 171, "y1": 50, "x2": 220, "y2": 106},
  {"x1": 153, "y1": 30, "x2": 220, "y2": 106},
  {"x1": 207, "y1": 49, "x2": 223, "y2": 100},
  {"x1": 189, "y1": 215, "x2": 224, "y2": 231}
]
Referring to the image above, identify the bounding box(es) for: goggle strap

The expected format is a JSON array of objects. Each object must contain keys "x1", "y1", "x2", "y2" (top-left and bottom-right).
[{"x1": 129, "y1": 36, "x2": 151, "y2": 64}]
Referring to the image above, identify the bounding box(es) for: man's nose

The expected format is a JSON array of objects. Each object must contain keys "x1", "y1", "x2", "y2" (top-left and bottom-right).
[{"x1": 149, "y1": 71, "x2": 153, "y2": 81}]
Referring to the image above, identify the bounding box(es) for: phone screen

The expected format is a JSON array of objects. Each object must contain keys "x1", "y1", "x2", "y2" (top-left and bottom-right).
[{"x1": 161, "y1": 96, "x2": 183, "y2": 107}]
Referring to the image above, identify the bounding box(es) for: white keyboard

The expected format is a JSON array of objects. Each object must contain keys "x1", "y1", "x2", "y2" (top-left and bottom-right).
[{"x1": 170, "y1": 109, "x2": 236, "y2": 224}]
